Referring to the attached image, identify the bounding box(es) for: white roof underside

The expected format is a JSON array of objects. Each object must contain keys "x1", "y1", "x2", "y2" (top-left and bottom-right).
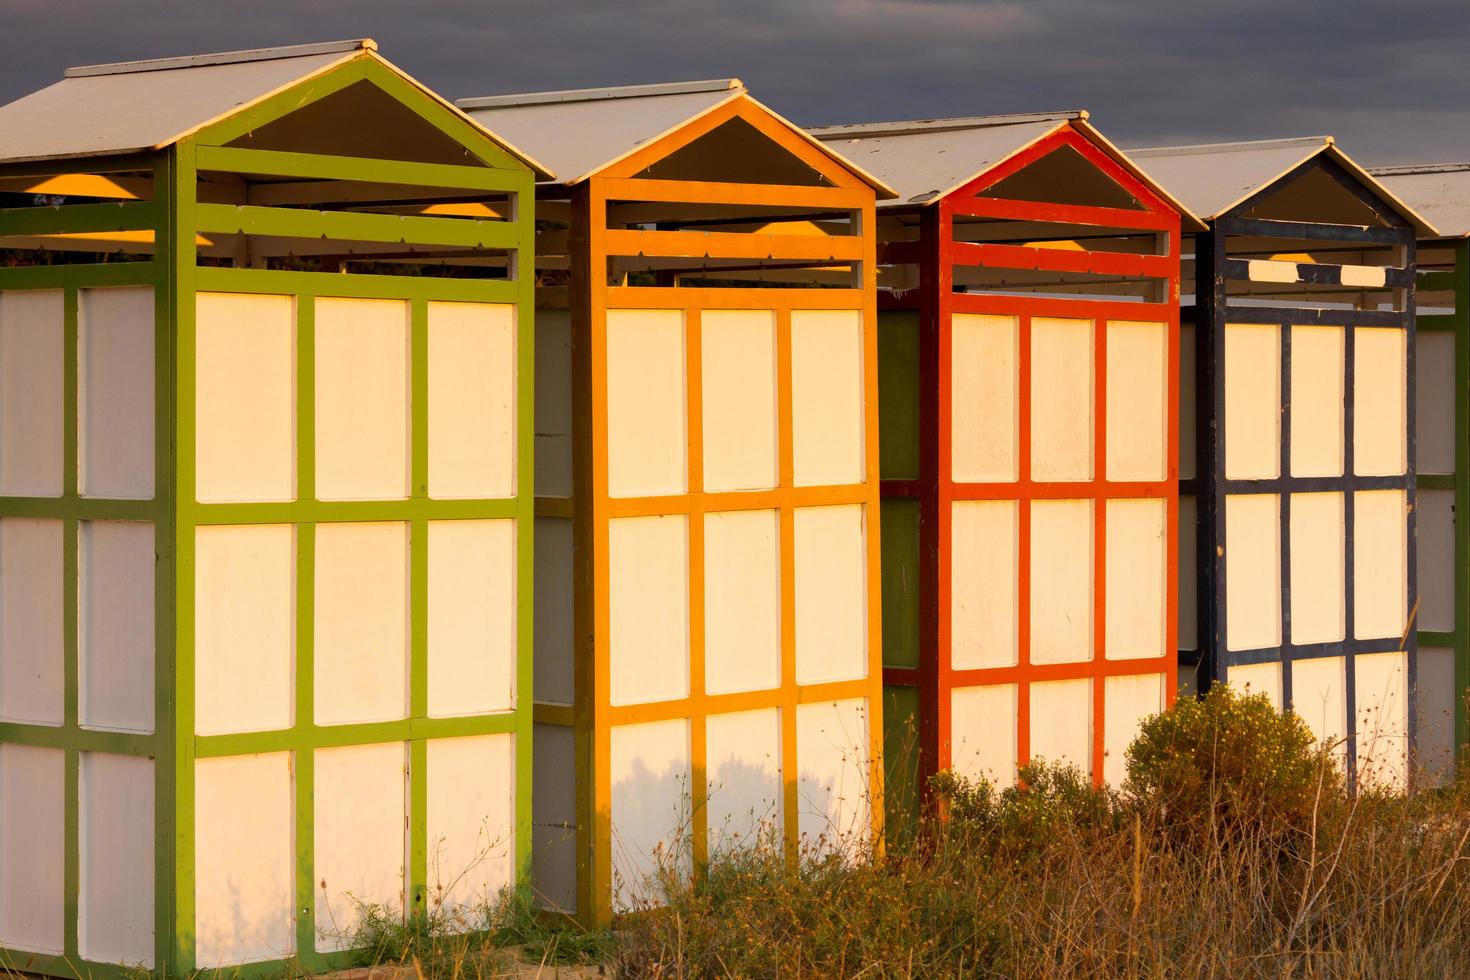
[
  {"x1": 1371, "y1": 164, "x2": 1470, "y2": 239},
  {"x1": 1127, "y1": 137, "x2": 1331, "y2": 220}
]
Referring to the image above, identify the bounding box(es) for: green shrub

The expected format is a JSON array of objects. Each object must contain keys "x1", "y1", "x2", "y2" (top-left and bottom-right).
[{"x1": 932, "y1": 759, "x2": 1122, "y2": 861}]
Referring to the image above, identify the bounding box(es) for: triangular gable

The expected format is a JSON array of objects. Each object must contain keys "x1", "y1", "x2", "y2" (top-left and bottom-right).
[{"x1": 1229, "y1": 144, "x2": 1432, "y2": 235}]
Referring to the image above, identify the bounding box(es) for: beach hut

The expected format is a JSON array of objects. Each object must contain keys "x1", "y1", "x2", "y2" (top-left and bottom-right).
[
  {"x1": 0, "y1": 40, "x2": 545, "y2": 975},
  {"x1": 1130, "y1": 138, "x2": 1433, "y2": 786},
  {"x1": 810, "y1": 112, "x2": 1198, "y2": 804},
  {"x1": 457, "y1": 80, "x2": 892, "y2": 922}
]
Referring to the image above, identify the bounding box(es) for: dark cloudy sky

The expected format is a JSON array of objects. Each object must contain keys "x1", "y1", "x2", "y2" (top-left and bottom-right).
[{"x1": 2, "y1": 0, "x2": 1465, "y2": 165}]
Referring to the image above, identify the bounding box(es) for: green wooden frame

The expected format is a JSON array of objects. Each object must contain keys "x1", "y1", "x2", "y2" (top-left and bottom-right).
[{"x1": 0, "y1": 52, "x2": 537, "y2": 979}]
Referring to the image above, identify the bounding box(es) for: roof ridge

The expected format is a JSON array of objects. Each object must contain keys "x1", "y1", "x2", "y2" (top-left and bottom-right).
[
  {"x1": 65, "y1": 39, "x2": 374, "y2": 78},
  {"x1": 809, "y1": 110, "x2": 1084, "y2": 139},
  {"x1": 1371, "y1": 162, "x2": 1470, "y2": 176},
  {"x1": 1129, "y1": 135, "x2": 1331, "y2": 157},
  {"x1": 458, "y1": 79, "x2": 741, "y2": 110}
]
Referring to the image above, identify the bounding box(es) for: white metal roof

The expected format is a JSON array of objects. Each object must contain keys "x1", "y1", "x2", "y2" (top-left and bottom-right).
[{"x1": 1371, "y1": 163, "x2": 1470, "y2": 240}]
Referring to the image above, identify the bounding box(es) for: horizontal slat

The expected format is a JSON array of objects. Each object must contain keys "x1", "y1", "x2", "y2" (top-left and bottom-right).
[
  {"x1": 950, "y1": 196, "x2": 1173, "y2": 231},
  {"x1": 1225, "y1": 257, "x2": 1410, "y2": 289},
  {"x1": 600, "y1": 176, "x2": 870, "y2": 210},
  {"x1": 195, "y1": 265, "x2": 519, "y2": 303},
  {"x1": 1219, "y1": 216, "x2": 1411, "y2": 245},
  {"x1": 0, "y1": 201, "x2": 159, "y2": 236},
  {"x1": 603, "y1": 227, "x2": 863, "y2": 262},
  {"x1": 195, "y1": 202, "x2": 519, "y2": 249},
  {"x1": 952, "y1": 291, "x2": 1173, "y2": 321},
  {"x1": 952, "y1": 241, "x2": 1172, "y2": 279},
  {"x1": 1418, "y1": 270, "x2": 1458, "y2": 292},
  {"x1": 606, "y1": 285, "x2": 866, "y2": 309},
  {"x1": 195, "y1": 145, "x2": 524, "y2": 193},
  {"x1": 1221, "y1": 304, "x2": 1407, "y2": 328}
]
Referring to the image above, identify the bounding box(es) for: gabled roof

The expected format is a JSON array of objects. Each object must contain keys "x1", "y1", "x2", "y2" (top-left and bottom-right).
[
  {"x1": 0, "y1": 38, "x2": 551, "y2": 178},
  {"x1": 809, "y1": 110, "x2": 1204, "y2": 229},
  {"x1": 457, "y1": 79, "x2": 893, "y2": 195},
  {"x1": 1129, "y1": 136, "x2": 1433, "y2": 235},
  {"x1": 1370, "y1": 163, "x2": 1470, "y2": 240}
]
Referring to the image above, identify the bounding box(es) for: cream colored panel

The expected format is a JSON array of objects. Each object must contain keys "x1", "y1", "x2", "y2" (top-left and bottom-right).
[
  {"x1": 1418, "y1": 489, "x2": 1455, "y2": 632},
  {"x1": 426, "y1": 734, "x2": 515, "y2": 923},
  {"x1": 794, "y1": 504, "x2": 868, "y2": 684},
  {"x1": 0, "y1": 289, "x2": 63, "y2": 496},
  {"x1": 1223, "y1": 324, "x2": 1280, "y2": 480},
  {"x1": 1106, "y1": 320, "x2": 1167, "y2": 481},
  {"x1": 315, "y1": 522, "x2": 408, "y2": 726},
  {"x1": 1105, "y1": 498, "x2": 1166, "y2": 660},
  {"x1": 0, "y1": 744, "x2": 63, "y2": 953},
  {"x1": 610, "y1": 719, "x2": 690, "y2": 911},
  {"x1": 1289, "y1": 325, "x2": 1344, "y2": 478},
  {"x1": 194, "y1": 525, "x2": 294, "y2": 736},
  {"x1": 195, "y1": 753, "x2": 293, "y2": 966},
  {"x1": 0, "y1": 517, "x2": 63, "y2": 725},
  {"x1": 535, "y1": 309, "x2": 573, "y2": 497},
  {"x1": 1354, "y1": 490, "x2": 1407, "y2": 641},
  {"x1": 80, "y1": 287, "x2": 154, "y2": 499},
  {"x1": 1029, "y1": 499, "x2": 1093, "y2": 664},
  {"x1": 315, "y1": 743, "x2": 406, "y2": 949},
  {"x1": 315, "y1": 297, "x2": 410, "y2": 501},
  {"x1": 1179, "y1": 495, "x2": 1198, "y2": 652},
  {"x1": 951, "y1": 500, "x2": 1018, "y2": 670},
  {"x1": 1029, "y1": 678, "x2": 1092, "y2": 777},
  {"x1": 1103, "y1": 673, "x2": 1164, "y2": 786},
  {"x1": 1355, "y1": 650, "x2": 1409, "y2": 789},
  {"x1": 1354, "y1": 327, "x2": 1407, "y2": 477},
  {"x1": 702, "y1": 310, "x2": 777, "y2": 492},
  {"x1": 1179, "y1": 322, "x2": 1196, "y2": 481},
  {"x1": 1415, "y1": 646, "x2": 1456, "y2": 785},
  {"x1": 950, "y1": 683, "x2": 1017, "y2": 789},
  {"x1": 533, "y1": 517, "x2": 574, "y2": 706},
  {"x1": 1417, "y1": 331, "x2": 1455, "y2": 476},
  {"x1": 606, "y1": 309, "x2": 686, "y2": 498},
  {"x1": 1289, "y1": 493, "x2": 1345, "y2": 645},
  {"x1": 1224, "y1": 494, "x2": 1280, "y2": 651},
  {"x1": 428, "y1": 520, "x2": 516, "y2": 717},
  {"x1": 1030, "y1": 317, "x2": 1093, "y2": 482},
  {"x1": 704, "y1": 509, "x2": 780, "y2": 695},
  {"x1": 1229, "y1": 661, "x2": 1282, "y2": 708},
  {"x1": 1290, "y1": 656, "x2": 1347, "y2": 765},
  {"x1": 532, "y1": 723, "x2": 577, "y2": 913},
  {"x1": 195, "y1": 292, "x2": 295, "y2": 503},
  {"x1": 79, "y1": 753, "x2": 154, "y2": 966},
  {"x1": 428, "y1": 301, "x2": 516, "y2": 499},
  {"x1": 609, "y1": 515, "x2": 689, "y2": 705},
  {"x1": 795, "y1": 698, "x2": 870, "y2": 856},
  {"x1": 706, "y1": 708, "x2": 782, "y2": 852},
  {"x1": 951, "y1": 313, "x2": 1018, "y2": 483},
  {"x1": 791, "y1": 309, "x2": 864, "y2": 487},
  {"x1": 80, "y1": 520, "x2": 155, "y2": 733}
]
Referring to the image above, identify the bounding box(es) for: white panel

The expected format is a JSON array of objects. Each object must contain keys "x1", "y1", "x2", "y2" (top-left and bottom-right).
[
  {"x1": 315, "y1": 743, "x2": 406, "y2": 949},
  {"x1": 1223, "y1": 323, "x2": 1280, "y2": 480},
  {"x1": 0, "y1": 289, "x2": 63, "y2": 496},
  {"x1": 1179, "y1": 322, "x2": 1196, "y2": 481},
  {"x1": 791, "y1": 309, "x2": 864, "y2": 487},
  {"x1": 0, "y1": 744, "x2": 63, "y2": 953},
  {"x1": 704, "y1": 509, "x2": 780, "y2": 695},
  {"x1": 533, "y1": 517, "x2": 574, "y2": 706},
  {"x1": 194, "y1": 525, "x2": 294, "y2": 736},
  {"x1": 427, "y1": 520, "x2": 516, "y2": 717},
  {"x1": 609, "y1": 515, "x2": 689, "y2": 705},
  {"x1": 532, "y1": 723, "x2": 577, "y2": 913},
  {"x1": 194, "y1": 753, "x2": 293, "y2": 966},
  {"x1": 1029, "y1": 499, "x2": 1093, "y2": 664},
  {"x1": 80, "y1": 287, "x2": 154, "y2": 499},
  {"x1": 794, "y1": 504, "x2": 868, "y2": 684},
  {"x1": 426, "y1": 734, "x2": 516, "y2": 923},
  {"x1": 1339, "y1": 264, "x2": 1387, "y2": 289},
  {"x1": 702, "y1": 310, "x2": 777, "y2": 492},
  {"x1": 1103, "y1": 673, "x2": 1164, "y2": 786},
  {"x1": 610, "y1": 719, "x2": 690, "y2": 911},
  {"x1": 951, "y1": 313, "x2": 1018, "y2": 483},
  {"x1": 795, "y1": 698, "x2": 870, "y2": 856},
  {"x1": 1355, "y1": 650, "x2": 1409, "y2": 789},
  {"x1": 1105, "y1": 320, "x2": 1167, "y2": 482},
  {"x1": 428, "y1": 301, "x2": 515, "y2": 499},
  {"x1": 315, "y1": 297, "x2": 409, "y2": 501},
  {"x1": 195, "y1": 291, "x2": 295, "y2": 503},
  {"x1": 951, "y1": 500, "x2": 1018, "y2": 670},
  {"x1": 1290, "y1": 656, "x2": 1347, "y2": 764},
  {"x1": 315, "y1": 522, "x2": 408, "y2": 726},
  {"x1": 1415, "y1": 646, "x2": 1456, "y2": 785},
  {"x1": 1029, "y1": 678, "x2": 1092, "y2": 777},
  {"x1": 1224, "y1": 494, "x2": 1280, "y2": 651},
  {"x1": 1229, "y1": 661, "x2": 1282, "y2": 708},
  {"x1": 79, "y1": 753, "x2": 154, "y2": 966},
  {"x1": 1247, "y1": 258, "x2": 1301, "y2": 283},
  {"x1": 80, "y1": 520, "x2": 155, "y2": 733},
  {"x1": 1417, "y1": 330, "x2": 1456, "y2": 476},
  {"x1": 534, "y1": 309, "x2": 573, "y2": 498},
  {"x1": 1288, "y1": 325, "x2": 1344, "y2": 478},
  {"x1": 1354, "y1": 327, "x2": 1407, "y2": 477},
  {"x1": 1030, "y1": 317, "x2": 1093, "y2": 482},
  {"x1": 706, "y1": 708, "x2": 782, "y2": 852},
  {"x1": 1354, "y1": 490, "x2": 1407, "y2": 641},
  {"x1": 606, "y1": 309, "x2": 686, "y2": 498},
  {"x1": 0, "y1": 517, "x2": 63, "y2": 725},
  {"x1": 1179, "y1": 494, "x2": 1198, "y2": 652},
  {"x1": 1418, "y1": 489, "x2": 1455, "y2": 632},
  {"x1": 950, "y1": 683, "x2": 1017, "y2": 789},
  {"x1": 1105, "y1": 498, "x2": 1166, "y2": 660},
  {"x1": 1289, "y1": 492, "x2": 1345, "y2": 645}
]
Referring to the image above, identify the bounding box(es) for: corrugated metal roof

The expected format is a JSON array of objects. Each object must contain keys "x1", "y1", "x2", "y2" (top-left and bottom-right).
[{"x1": 1371, "y1": 163, "x2": 1470, "y2": 240}]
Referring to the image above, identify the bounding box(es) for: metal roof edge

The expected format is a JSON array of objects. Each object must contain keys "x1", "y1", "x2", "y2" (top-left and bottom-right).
[
  {"x1": 65, "y1": 39, "x2": 375, "y2": 78},
  {"x1": 1370, "y1": 161, "x2": 1470, "y2": 177},
  {"x1": 809, "y1": 110, "x2": 1085, "y2": 140},
  {"x1": 457, "y1": 79, "x2": 741, "y2": 111},
  {"x1": 1128, "y1": 135, "x2": 1331, "y2": 158}
]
